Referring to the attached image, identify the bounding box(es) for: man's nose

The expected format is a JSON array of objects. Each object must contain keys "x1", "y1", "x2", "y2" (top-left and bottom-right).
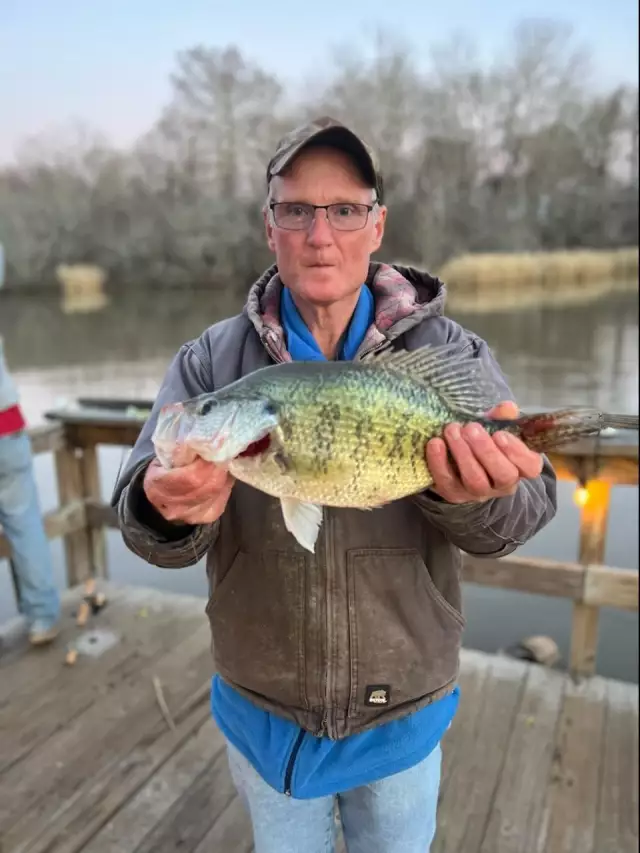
[{"x1": 306, "y1": 209, "x2": 334, "y2": 246}]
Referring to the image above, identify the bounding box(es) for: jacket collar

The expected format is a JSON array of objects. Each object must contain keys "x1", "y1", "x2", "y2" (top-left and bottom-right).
[{"x1": 245, "y1": 261, "x2": 447, "y2": 364}]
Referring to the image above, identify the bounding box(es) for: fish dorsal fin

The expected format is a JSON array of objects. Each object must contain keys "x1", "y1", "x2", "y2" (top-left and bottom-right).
[{"x1": 363, "y1": 343, "x2": 499, "y2": 416}]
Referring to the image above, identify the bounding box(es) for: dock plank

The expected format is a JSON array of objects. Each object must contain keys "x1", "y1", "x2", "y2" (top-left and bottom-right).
[
  {"x1": 0, "y1": 595, "x2": 205, "y2": 774},
  {"x1": 437, "y1": 649, "x2": 491, "y2": 804},
  {"x1": 133, "y1": 745, "x2": 239, "y2": 853},
  {"x1": 55, "y1": 716, "x2": 223, "y2": 853},
  {"x1": 536, "y1": 675, "x2": 607, "y2": 853},
  {"x1": 0, "y1": 586, "x2": 129, "y2": 702},
  {"x1": 0, "y1": 623, "x2": 213, "y2": 849},
  {"x1": 433, "y1": 653, "x2": 528, "y2": 853},
  {"x1": 595, "y1": 678, "x2": 639, "y2": 853},
  {"x1": 13, "y1": 695, "x2": 211, "y2": 853},
  {"x1": 478, "y1": 664, "x2": 566, "y2": 853}
]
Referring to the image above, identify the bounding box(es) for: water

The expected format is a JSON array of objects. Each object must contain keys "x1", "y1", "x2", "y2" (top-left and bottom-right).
[{"x1": 0, "y1": 285, "x2": 638, "y2": 681}]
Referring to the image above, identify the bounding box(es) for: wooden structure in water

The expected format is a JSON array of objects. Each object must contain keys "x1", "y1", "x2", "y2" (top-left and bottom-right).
[
  {"x1": 0, "y1": 405, "x2": 638, "y2": 852},
  {"x1": 438, "y1": 247, "x2": 639, "y2": 313}
]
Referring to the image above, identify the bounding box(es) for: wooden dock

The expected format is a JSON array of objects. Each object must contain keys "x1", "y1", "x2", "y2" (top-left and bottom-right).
[{"x1": 0, "y1": 583, "x2": 637, "y2": 853}]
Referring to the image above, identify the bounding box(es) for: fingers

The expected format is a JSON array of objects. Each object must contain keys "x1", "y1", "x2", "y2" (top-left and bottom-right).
[
  {"x1": 144, "y1": 457, "x2": 234, "y2": 524},
  {"x1": 426, "y1": 437, "x2": 477, "y2": 504},
  {"x1": 442, "y1": 424, "x2": 496, "y2": 497},
  {"x1": 159, "y1": 478, "x2": 234, "y2": 524},
  {"x1": 149, "y1": 457, "x2": 230, "y2": 497},
  {"x1": 493, "y1": 431, "x2": 544, "y2": 479},
  {"x1": 426, "y1": 414, "x2": 544, "y2": 503},
  {"x1": 459, "y1": 424, "x2": 520, "y2": 492}
]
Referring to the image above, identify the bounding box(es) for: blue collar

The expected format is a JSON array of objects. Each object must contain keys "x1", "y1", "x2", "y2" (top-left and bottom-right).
[{"x1": 280, "y1": 285, "x2": 374, "y2": 362}]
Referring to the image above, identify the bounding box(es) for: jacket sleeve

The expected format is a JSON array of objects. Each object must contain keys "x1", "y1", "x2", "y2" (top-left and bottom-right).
[
  {"x1": 412, "y1": 333, "x2": 558, "y2": 557},
  {"x1": 110, "y1": 340, "x2": 220, "y2": 569}
]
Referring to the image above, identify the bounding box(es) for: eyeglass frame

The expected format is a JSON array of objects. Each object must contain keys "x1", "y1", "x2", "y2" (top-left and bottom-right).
[{"x1": 268, "y1": 200, "x2": 378, "y2": 231}]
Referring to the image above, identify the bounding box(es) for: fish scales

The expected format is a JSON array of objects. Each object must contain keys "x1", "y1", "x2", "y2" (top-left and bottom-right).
[{"x1": 226, "y1": 361, "x2": 456, "y2": 507}]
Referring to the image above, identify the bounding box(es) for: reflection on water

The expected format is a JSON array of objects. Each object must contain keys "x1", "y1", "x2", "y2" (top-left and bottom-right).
[
  {"x1": 0, "y1": 286, "x2": 638, "y2": 680},
  {"x1": 2, "y1": 285, "x2": 638, "y2": 414}
]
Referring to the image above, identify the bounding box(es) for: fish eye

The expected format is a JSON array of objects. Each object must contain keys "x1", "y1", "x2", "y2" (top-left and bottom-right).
[{"x1": 198, "y1": 399, "x2": 216, "y2": 417}]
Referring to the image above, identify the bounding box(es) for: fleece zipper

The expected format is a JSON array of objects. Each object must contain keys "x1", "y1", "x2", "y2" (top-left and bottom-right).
[{"x1": 284, "y1": 728, "x2": 306, "y2": 796}]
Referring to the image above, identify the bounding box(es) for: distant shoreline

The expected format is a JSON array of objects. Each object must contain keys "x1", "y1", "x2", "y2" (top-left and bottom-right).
[{"x1": 436, "y1": 247, "x2": 638, "y2": 313}]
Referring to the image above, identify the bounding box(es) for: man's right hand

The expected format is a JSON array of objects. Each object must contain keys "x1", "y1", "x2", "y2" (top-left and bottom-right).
[{"x1": 143, "y1": 457, "x2": 234, "y2": 525}]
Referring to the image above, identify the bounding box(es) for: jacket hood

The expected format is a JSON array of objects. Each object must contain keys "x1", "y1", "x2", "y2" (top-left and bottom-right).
[{"x1": 245, "y1": 262, "x2": 447, "y2": 363}]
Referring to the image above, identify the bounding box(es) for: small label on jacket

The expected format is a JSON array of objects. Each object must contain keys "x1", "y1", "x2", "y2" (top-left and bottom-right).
[{"x1": 365, "y1": 684, "x2": 391, "y2": 706}]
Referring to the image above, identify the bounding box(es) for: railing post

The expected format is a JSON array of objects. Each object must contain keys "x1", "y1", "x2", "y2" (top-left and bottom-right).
[
  {"x1": 570, "y1": 479, "x2": 611, "y2": 677},
  {"x1": 54, "y1": 437, "x2": 92, "y2": 587},
  {"x1": 79, "y1": 443, "x2": 108, "y2": 580}
]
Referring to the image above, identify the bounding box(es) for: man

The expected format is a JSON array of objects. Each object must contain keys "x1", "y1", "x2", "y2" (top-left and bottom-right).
[
  {"x1": 112, "y1": 117, "x2": 557, "y2": 853},
  {"x1": 0, "y1": 335, "x2": 61, "y2": 645}
]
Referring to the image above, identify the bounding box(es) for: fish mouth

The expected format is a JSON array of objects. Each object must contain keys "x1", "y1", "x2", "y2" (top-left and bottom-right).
[
  {"x1": 236, "y1": 433, "x2": 272, "y2": 458},
  {"x1": 156, "y1": 401, "x2": 276, "y2": 464}
]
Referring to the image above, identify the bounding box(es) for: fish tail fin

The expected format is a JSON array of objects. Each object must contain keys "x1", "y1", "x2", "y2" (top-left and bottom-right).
[
  {"x1": 600, "y1": 413, "x2": 640, "y2": 431},
  {"x1": 492, "y1": 408, "x2": 639, "y2": 452}
]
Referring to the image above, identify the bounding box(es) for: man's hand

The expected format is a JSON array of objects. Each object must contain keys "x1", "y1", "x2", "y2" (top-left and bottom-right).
[
  {"x1": 143, "y1": 457, "x2": 234, "y2": 525},
  {"x1": 425, "y1": 402, "x2": 544, "y2": 505}
]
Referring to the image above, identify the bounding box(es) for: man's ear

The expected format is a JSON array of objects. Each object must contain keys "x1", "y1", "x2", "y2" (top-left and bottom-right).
[
  {"x1": 370, "y1": 205, "x2": 387, "y2": 253},
  {"x1": 264, "y1": 207, "x2": 276, "y2": 252}
]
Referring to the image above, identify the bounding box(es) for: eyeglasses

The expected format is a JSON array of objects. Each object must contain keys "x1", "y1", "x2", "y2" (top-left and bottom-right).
[{"x1": 269, "y1": 202, "x2": 376, "y2": 232}]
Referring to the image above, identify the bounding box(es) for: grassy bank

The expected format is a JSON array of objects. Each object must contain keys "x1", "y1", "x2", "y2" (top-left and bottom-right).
[{"x1": 437, "y1": 248, "x2": 638, "y2": 313}]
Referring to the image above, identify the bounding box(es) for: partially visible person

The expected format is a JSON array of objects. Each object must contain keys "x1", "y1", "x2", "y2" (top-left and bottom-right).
[{"x1": 0, "y1": 335, "x2": 60, "y2": 645}]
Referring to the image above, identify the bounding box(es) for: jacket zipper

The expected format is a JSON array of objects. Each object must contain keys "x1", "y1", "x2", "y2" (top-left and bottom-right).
[
  {"x1": 263, "y1": 329, "x2": 390, "y2": 741},
  {"x1": 322, "y1": 507, "x2": 334, "y2": 739},
  {"x1": 357, "y1": 338, "x2": 393, "y2": 362},
  {"x1": 284, "y1": 728, "x2": 305, "y2": 796}
]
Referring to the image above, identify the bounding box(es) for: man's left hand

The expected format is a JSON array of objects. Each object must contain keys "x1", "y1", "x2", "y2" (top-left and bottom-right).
[{"x1": 425, "y1": 402, "x2": 544, "y2": 504}]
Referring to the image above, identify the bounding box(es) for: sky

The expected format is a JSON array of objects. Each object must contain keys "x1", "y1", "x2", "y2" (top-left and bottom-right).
[{"x1": 0, "y1": 0, "x2": 638, "y2": 164}]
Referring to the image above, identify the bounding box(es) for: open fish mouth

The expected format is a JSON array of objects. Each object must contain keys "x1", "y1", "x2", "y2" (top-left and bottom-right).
[
  {"x1": 235, "y1": 433, "x2": 273, "y2": 458},
  {"x1": 154, "y1": 399, "x2": 277, "y2": 467}
]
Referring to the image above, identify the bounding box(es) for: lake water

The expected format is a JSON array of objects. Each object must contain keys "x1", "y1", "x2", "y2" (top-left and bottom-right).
[{"x1": 0, "y1": 285, "x2": 638, "y2": 681}]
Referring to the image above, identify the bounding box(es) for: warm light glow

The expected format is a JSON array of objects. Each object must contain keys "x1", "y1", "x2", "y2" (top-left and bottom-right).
[{"x1": 573, "y1": 485, "x2": 590, "y2": 507}]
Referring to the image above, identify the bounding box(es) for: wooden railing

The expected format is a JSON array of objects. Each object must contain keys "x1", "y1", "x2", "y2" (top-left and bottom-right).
[{"x1": 1, "y1": 409, "x2": 638, "y2": 677}]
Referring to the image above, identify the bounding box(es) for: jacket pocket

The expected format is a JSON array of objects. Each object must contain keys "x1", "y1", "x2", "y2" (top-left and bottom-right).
[
  {"x1": 346, "y1": 548, "x2": 464, "y2": 718},
  {"x1": 208, "y1": 550, "x2": 308, "y2": 710}
]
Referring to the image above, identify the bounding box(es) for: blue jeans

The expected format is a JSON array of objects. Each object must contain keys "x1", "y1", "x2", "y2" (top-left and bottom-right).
[
  {"x1": 0, "y1": 432, "x2": 60, "y2": 627},
  {"x1": 226, "y1": 740, "x2": 441, "y2": 853}
]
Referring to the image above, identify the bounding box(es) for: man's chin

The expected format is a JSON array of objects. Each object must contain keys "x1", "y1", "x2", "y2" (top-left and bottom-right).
[{"x1": 299, "y1": 266, "x2": 340, "y2": 290}]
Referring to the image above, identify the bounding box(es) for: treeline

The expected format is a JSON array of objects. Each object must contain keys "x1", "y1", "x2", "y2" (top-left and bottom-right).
[{"x1": 0, "y1": 19, "x2": 637, "y2": 291}]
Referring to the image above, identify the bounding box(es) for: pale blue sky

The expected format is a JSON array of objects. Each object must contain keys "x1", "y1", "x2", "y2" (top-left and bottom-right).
[{"x1": 1, "y1": 0, "x2": 638, "y2": 163}]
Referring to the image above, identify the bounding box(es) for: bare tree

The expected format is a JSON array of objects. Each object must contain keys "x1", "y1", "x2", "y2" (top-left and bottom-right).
[{"x1": 0, "y1": 21, "x2": 636, "y2": 288}]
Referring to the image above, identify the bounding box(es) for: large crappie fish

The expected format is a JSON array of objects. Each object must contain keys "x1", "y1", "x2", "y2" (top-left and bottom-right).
[{"x1": 152, "y1": 344, "x2": 638, "y2": 552}]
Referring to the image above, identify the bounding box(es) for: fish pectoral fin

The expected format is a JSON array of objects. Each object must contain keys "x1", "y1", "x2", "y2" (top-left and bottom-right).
[{"x1": 280, "y1": 498, "x2": 323, "y2": 553}]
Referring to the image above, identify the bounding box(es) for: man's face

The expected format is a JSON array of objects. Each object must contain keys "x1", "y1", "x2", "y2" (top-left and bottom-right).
[{"x1": 264, "y1": 146, "x2": 387, "y2": 306}]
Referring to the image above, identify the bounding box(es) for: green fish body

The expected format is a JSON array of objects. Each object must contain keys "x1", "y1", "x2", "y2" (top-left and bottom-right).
[
  {"x1": 227, "y1": 359, "x2": 463, "y2": 507},
  {"x1": 152, "y1": 344, "x2": 638, "y2": 552}
]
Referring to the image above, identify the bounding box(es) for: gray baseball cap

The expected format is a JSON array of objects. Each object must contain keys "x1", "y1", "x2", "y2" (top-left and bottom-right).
[{"x1": 266, "y1": 116, "x2": 384, "y2": 203}]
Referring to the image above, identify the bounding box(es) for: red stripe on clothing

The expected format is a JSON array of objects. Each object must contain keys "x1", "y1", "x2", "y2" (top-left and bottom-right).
[{"x1": 0, "y1": 404, "x2": 26, "y2": 436}]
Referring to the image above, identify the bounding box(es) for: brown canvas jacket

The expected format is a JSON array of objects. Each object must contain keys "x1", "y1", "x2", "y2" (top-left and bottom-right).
[{"x1": 112, "y1": 262, "x2": 557, "y2": 739}]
